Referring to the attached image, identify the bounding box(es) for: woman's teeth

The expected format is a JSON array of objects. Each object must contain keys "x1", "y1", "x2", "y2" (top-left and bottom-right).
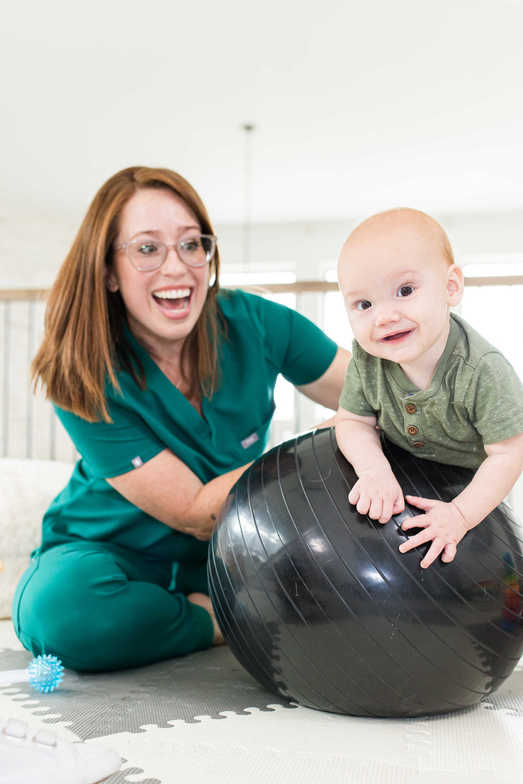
[
  {"x1": 153, "y1": 288, "x2": 191, "y2": 300},
  {"x1": 153, "y1": 288, "x2": 191, "y2": 310}
]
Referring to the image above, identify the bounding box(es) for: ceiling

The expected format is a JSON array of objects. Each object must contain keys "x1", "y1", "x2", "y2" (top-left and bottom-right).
[{"x1": 2, "y1": 0, "x2": 523, "y2": 225}]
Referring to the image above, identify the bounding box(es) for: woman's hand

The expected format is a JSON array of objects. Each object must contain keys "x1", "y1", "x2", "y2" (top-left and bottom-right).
[
  {"x1": 349, "y1": 467, "x2": 405, "y2": 524},
  {"x1": 399, "y1": 496, "x2": 470, "y2": 568}
]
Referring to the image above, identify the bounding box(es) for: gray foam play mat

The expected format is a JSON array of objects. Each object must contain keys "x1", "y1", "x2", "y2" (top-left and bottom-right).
[
  {"x1": 2, "y1": 642, "x2": 523, "y2": 784},
  {"x1": 0, "y1": 645, "x2": 295, "y2": 784}
]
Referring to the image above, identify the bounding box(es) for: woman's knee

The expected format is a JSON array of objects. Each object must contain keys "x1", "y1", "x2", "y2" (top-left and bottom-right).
[{"x1": 14, "y1": 546, "x2": 129, "y2": 667}]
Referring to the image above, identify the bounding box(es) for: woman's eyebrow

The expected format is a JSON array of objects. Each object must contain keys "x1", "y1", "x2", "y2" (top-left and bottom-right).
[
  {"x1": 128, "y1": 228, "x2": 161, "y2": 240},
  {"x1": 128, "y1": 225, "x2": 199, "y2": 240}
]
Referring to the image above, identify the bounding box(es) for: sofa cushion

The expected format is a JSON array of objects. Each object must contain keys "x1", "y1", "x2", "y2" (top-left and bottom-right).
[{"x1": 0, "y1": 458, "x2": 73, "y2": 619}]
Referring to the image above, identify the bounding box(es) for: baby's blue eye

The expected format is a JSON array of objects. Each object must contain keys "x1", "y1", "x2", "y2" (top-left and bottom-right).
[
  {"x1": 397, "y1": 285, "x2": 414, "y2": 298},
  {"x1": 355, "y1": 300, "x2": 372, "y2": 311}
]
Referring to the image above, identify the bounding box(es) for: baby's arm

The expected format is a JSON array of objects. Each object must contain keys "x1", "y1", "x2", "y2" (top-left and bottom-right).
[
  {"x1": 335, "y1": 406, "x2": 405, "y2": 523},
  {"x1": 400, "y1": 431, "x2": 523, "y2": 568}
]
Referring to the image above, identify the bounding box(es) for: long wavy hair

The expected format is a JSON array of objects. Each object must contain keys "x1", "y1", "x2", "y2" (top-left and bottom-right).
[{"x1": 32, "y1": 166, "x2": 222, "y2": 422}]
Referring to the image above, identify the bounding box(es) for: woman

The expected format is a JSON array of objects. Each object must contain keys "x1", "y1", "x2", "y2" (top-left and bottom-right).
[{"x1": 13, "y1": 166, "x2": 350, "y2": 672}]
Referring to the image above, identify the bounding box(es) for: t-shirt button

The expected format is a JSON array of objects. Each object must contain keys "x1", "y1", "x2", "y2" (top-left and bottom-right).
[
  {"x1": 413, "y1": 441, "x2": 425, "y2": 448},
  {"x1": 405, "y1": 403, "x2": 417, "y2": 414},
  {"x1": 407, "y1": 425, "x2": 419, "y2": 436}
]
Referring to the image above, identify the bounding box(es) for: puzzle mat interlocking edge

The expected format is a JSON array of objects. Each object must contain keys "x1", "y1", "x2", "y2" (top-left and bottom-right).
[{"x1": 1, "y1": 641, "x2": 523, "y2": 784}]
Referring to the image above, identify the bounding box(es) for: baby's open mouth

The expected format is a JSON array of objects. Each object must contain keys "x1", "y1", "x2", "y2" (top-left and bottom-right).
[
  {"x1": 152, "y1": 288, "x2": 192, "y2": 310},
  {"x1": 382, "y1": 329, "x2": 413, "y2": 342}
]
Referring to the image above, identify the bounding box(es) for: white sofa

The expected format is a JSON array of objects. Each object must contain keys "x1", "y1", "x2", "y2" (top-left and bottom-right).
[{"x1": 0, "y1": 458, "x2": 73, "y2": 619}]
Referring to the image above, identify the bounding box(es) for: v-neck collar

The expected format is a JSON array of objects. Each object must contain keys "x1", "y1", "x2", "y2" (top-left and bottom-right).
[{"x1": 122, "y1": 323, "x2": 210, "y2": 434}]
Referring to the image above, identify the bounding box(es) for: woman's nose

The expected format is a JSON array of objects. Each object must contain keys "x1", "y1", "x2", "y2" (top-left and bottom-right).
[{"x1": 161, "y1": 245, "x2": 186, "y2": 273}]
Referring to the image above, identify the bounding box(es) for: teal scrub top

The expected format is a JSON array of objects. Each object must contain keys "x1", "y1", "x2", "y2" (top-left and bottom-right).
[{"x1": 40, "y1": 289, "x2": 338, "y2": 561}]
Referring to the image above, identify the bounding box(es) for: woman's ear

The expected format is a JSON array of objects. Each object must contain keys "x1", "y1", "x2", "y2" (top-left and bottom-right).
[
  {"x1": 446, "y1": 263, "x2": 464, "y2": 307},
  {"x1": 106, "y1": 269, "x2": 119, "y2": 293}
]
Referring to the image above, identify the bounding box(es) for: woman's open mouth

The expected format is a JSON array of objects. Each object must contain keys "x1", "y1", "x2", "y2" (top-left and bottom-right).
[{"x1": 152, "y1": 287, "x2": 192, "y2": 316}]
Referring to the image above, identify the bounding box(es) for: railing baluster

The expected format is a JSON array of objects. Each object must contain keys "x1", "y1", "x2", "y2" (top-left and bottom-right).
[
  {"x1": 26, "y1": 300, "x2": 34, "y2": 458},
  {"x1": 0, "y1": 280, "x2": 521, "y2": 461},
  {"x1": 3, "y1": 302, "x2": 10, "y2": 457}
]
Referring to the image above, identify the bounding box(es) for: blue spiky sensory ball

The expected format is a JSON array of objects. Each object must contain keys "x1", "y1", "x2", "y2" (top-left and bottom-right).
[{"x1": 27, "y1": 654, "x2": 64, "y2": 693}]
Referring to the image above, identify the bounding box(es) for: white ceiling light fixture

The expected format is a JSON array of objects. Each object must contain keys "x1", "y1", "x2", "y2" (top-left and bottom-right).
[{"x1": 241, "y1": 122, "x2": 256, "y2": 268}]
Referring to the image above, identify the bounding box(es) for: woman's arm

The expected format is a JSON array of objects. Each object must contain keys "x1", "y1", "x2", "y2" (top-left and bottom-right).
[
  {"x1": 106, "y1": 348, "x2": 351, "y2": 539},
  {"x1": 297, "y1": 347, "x2": 351, "y2": 424},
  {"x1": 106, "y1": 449, "x2": 252, "y2": 542}
]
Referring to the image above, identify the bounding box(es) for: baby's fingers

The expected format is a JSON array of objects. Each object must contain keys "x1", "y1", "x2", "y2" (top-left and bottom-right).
[
  {"x1": 356, "y1": 492, "x2": 371, "y2": 515},
  {"x1": 401, "y1": 513, "x2": 430, "y2": 531},
  {"x1": 348, "y1": 486, "x2": 360, "y2": 505},
  {"x1": 368, "y1": 494, "x2": 385, "y2": 522},
  {"x1": 349, "y1": 483, "x2": 371, "y2": 515},
  {"x1": 392, "y1": 495, "x2": 405, "y2": 515},
  {"x1": 398, "y1": 527, "x2": 434, "y2": 554},
  {"x1": 405, "y1": 495, "x2": 434, "y2": 512},
  {"x1": 441, "y1": 542, "x2": 457, "y2": 563},
  {"x1": 378, "y1": 495, "x2": 393, "y2": 524},
  {"x1": 420, "y1": 539, "x2": 446, "y2": 569}
]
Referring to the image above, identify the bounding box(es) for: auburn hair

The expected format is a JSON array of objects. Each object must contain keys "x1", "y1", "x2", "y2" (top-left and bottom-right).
[{"x1": 32, "y1": 166, "x2": 222, "y2": 422}]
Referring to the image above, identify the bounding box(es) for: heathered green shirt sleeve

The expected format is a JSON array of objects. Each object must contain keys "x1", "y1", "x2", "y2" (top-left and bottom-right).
[
  {"x1": 465, "y1": 351, "x2": 523, "y2": 445},
  {"x1": 339, "y1": 341, "x2": 376, "y2": 418}
]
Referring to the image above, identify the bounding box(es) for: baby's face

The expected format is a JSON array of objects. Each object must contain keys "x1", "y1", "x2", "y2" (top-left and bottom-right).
[{"x1": 338, "y1": 220, "x2": 463, "y2": 371}]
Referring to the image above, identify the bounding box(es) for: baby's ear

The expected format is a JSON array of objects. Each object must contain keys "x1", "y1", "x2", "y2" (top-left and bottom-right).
[{"x1": 446, "y1": 263, "x2": 464, "y2": 306}]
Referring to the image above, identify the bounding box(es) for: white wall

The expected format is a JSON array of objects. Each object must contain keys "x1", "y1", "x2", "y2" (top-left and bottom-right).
[{"x1": 2, "y1": 206, "x2": 523, "y2": 288}]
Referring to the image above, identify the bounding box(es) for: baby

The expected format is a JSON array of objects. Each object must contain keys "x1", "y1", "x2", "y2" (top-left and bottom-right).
[{"x1": 335, "y1": 207, "x2": 523, "y2": 568}]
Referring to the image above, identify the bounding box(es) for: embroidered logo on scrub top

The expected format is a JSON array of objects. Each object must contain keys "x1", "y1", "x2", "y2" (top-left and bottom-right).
[
  {"x1": 241, "y1": 432, "x2": 259, "y2": 449},
  {"x1": 131, "y1": 456, "x2": 144, "y2": 468}
]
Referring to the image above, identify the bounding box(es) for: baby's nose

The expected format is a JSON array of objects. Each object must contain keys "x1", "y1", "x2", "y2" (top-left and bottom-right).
[{"x1": 374, "y1": 304, "x2": 401, "y2": 326}]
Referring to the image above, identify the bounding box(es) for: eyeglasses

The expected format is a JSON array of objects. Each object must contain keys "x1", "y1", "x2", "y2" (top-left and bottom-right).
[{"x1": 114, "y1": 233, "x2": 217, "y2": 271}]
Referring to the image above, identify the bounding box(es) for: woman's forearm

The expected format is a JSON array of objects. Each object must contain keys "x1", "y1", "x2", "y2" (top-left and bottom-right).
[
  {"x1": 182, "y1": 462, "x2": 253, "y2": 537},
  {"x1": 106, "y1": 450, "x2": 253, "y2": 542}
]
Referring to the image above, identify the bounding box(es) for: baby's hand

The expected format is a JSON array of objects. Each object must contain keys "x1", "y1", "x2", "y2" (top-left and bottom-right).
[
  {"x1": 348, "y1": 467, "x2": 405, "y2": 524},
  {"x1": 399, "y1": 496, "x2": 469, "y2": 568}
]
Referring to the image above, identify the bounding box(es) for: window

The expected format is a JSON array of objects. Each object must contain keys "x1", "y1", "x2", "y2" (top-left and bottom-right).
[{"x1": 459, "y1": 259, "x2": 523, "y2": 379}]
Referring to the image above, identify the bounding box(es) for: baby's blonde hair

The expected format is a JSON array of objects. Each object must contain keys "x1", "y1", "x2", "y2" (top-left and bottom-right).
[{"x1": 345, "y1": 207, "x2": 455, "y2": 267}]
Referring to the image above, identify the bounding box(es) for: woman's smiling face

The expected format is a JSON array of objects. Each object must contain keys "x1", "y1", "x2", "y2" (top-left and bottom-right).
[{"x1": 108, "y1": 187, "x2": 210, "y2": 357}]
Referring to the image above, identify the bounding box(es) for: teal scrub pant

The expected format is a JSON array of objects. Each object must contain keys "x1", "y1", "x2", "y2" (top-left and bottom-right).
[{"x1": 12, "y1": 541, "x2": 215, "y2": 672}]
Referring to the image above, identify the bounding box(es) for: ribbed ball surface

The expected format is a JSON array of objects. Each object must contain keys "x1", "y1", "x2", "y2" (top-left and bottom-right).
[{"x1": 208, "y1": 428, "x2": 523, "y2": 717}]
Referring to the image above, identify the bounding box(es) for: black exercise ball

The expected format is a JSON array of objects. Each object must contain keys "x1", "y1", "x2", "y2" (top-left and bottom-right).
[{"x1": 208, "y1": 427, "x2": 523, "y2": 718}]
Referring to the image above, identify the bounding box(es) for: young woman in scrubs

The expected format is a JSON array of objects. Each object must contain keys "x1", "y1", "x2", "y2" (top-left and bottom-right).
[{"x1": 13, "y1": 166, "x2": 350, "y2": 672}]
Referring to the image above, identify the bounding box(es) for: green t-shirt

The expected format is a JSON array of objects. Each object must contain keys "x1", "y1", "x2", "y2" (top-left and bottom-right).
[
  {"x1": 339, "y1": 313, "x2": 523, "y2": 469},
  {"x1": 41, "y1": 289, "x2": 337, "y2": 559}
]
